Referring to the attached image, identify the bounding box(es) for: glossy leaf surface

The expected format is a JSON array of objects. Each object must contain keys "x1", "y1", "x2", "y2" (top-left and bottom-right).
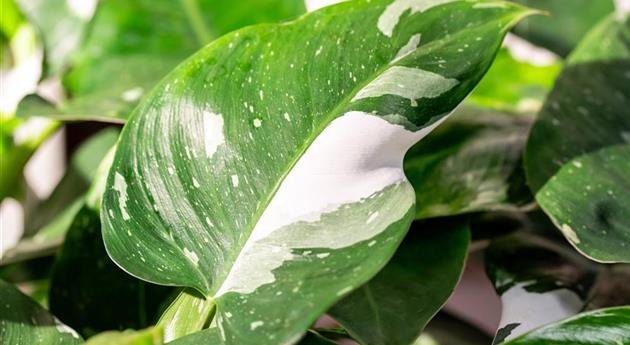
[
  {"x1": 525, "y1": 14, "x2": 630, "y2": 262},
  {"x1": 406, "y1": 105, "x2": 532, "y2": 219},
  {"x1": 84, "y1": 327, "x2": 163, "y2": 345},
  {"x1": 329, "y1": 220, "x2": 470, "y2": 345},
  {"x1": 0, "y1": 279, "x2": 82, "y2": 345},
  {"x1": 503, "y1": 307, "x2": 630, "y2": 345},
  {"x1": 102, "y1": 1, "x2": 533, "y2": 343}
]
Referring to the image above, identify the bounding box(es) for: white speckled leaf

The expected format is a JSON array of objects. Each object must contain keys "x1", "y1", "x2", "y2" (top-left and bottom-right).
[{"x1": 101, "y1": 1, "x2": 534, "y2": 344}]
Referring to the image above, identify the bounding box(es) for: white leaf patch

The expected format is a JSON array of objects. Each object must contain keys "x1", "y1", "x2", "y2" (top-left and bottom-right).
[
  {"x1": 203, "y1": 111, "x2": 225, "y2": 158},
  {"x1": 352, "y1": 66, "x2": 459, "y2": 107},
  {"x1": 215, "y1": 111, "x2": 451, "y2": 296},
  {"x1": 378, "y1": 0, "x2": 457, "y2": 37}
]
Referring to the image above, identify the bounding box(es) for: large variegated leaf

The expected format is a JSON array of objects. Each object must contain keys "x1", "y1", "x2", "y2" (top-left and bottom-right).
[
  {"x1": 502, "y1": 307, "x2": 630, "y2": 345},
  {"x1": 328, "y1": 220, "x2": 470, "y2": 345},
  {"x1": 102, "y1": 1, "x2": 534, "y2": 343},
  {"x1": 511, "y1": 0, "x2": 615, "y2": 57},
  {"x1": 17, "y1": 0, "x2": 305, "y2": 122},
  {"x1": 0, "y1": 279, "x2": 83, "y2": 345},
  {"x1": 524, "y1": 14, "x2": 630, "y2": 262},
  {"x1": 405, "y1": 105, "x2": 533, "y2": 219}
]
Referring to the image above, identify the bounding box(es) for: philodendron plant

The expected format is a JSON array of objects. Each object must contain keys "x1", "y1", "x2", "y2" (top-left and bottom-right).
[{"x1": 1, "y1": 0, "x2": 629, "y2": 345}]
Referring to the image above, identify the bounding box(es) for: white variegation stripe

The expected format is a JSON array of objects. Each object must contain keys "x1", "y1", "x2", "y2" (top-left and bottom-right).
[
  {"x1": 352, "y1": 66, "x2": 459, "y2": 106},
  {"x1": 392, "y1": 34, "x2": 422, "y2": 63},
  {"x1": 215, "y1": 111, "x2": 450, "y2": 296},
  {"x1": 378, "y1": 0, "x2": 457, "y2": 37},
  {"x1": 498, "y1": 282, "x2": 583, "y2": 342}
]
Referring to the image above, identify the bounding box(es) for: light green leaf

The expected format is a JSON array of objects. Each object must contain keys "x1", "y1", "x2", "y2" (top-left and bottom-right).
[
  {"x1": 328, "y1": 220, "x2": 470, "y2": 345},
  {"x1": 511, "y1": 0, "x2": 615, "y2": 57},
  {"x1": 467, "y1": 49, "x2": 560, "y2": 113},
  {"x1": 524, "y1": 14, "x2": 630, "y2": 262},
  {"x1": 18, "y1": 0, "x2": 305, "y2": 122},
  {"x1": 157, "y1": 289, "x2": 214, "y2": 342},
  {"x1": 502, "y1": 307, "x2": 630, "y2": 345},
  {"x1": 406, "y1": 105, "x2": 533, "y2": 219},
  {"x1": 102, "y1": 1, "x2": 534, "y2": 343},
  {"x1": 84, "y1": 327, "x2": 163, "y2": 345},
  {"x1": 15, "y1": 0, "x2": 95, "y2": 75},
  {"x1": 0, "y1": 279, "x2": 83, "y2": 345}
]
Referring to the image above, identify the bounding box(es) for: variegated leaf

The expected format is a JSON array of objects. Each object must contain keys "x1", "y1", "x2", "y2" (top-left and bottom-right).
[{"x1": 102, "y1": 1, "x2": 535, "y2": 344}]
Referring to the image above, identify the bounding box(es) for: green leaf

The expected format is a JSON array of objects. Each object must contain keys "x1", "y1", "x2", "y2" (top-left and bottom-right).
[
  {"x1": 18, "y1": 0, "x2": 305, "y2": 122},
  {"x1": 485, "y1": 233, "x2": 597, "y2": 343},
  {"x1": 15, "y1": 0, "x2": 95, "y2": 75},
  {"x1": 536, "y1": 145, "x2": 630, "y2": 262},
  {"x1": 524, "y1": 14, "x2": 630, "y2": 262},
  {"x1": 157, "y1": 289, "x2": 214, "y2": 342},
  {"x1": 102, "y1": 1, "x2": 534, "y2": 343},
  {"x1": 0, "y1": 279, "x2": 82, "y2": 345},
  {"x1": 502, "y1": 307, "x2": 630, "y2": 345},
  {"x1": 467, "y1": 49, "x2": 561, "y2": 113},
  {"x1": 328, "y1": 220, "x2": 470, "y2": 345},
  {"x1": 406, "y1": 105, "x2": 533, "y2": 219},
  {"x1": 511, "y1": 0, "x2": 615, "y2": 57},
  {"x1": 84, "y1": 327, "x2": 163, "y2": 345}
]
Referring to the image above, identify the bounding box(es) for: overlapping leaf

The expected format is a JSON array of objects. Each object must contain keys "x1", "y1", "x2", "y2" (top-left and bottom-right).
[
  {"x1": 524, "y1": 14, "x2": 630, "y2": 262},
  {"x1": 328, "y1": 220, "x2": 470, "y2": 345},
  {"x1": 406, "y1": 105, "x2": 533, "y2": 219},
  {"x1": 0, "y1": 279, "x2": 82, "y2": 345},
  {"x1": 503, "y1": 307, "x2": 630, "y2": 345}
]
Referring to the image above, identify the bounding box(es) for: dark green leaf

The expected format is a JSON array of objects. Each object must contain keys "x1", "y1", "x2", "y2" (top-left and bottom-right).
[
  {"x1": 329, "y1": 220, "x2": 470, "y2": 345},
  {"x1": 502, "y1": 307, "x2": 630, "y2": 345},
  {"x1": 406, "y1": 105, "x2": 533, "y2": 219},
  {"x1": 511, "y1": 0, "x2": 615, "y2": 57},
  {"x1": 0, "y1": 279, "x2": 82, "y2": 345},
  {"x1": 101, "y1": 1, "x2": 533, "y2": 343},
  {"x1": 524, "y1": 14, "x2": 630, "y2": 262}
]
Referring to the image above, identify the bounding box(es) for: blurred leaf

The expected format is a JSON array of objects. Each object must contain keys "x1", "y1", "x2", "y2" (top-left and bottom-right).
[
  {"x1": 406, "y1": 105, "x2": 533, "y2": 219},
  {"x1": 48, "y1": 145, "x2": 172, "y2": 337},
  {"x1": 468, "y1": 49, "x2": 560, "y2": 113},
  {"x1": 502, "y1": 307, "x2": 630, "y2": 345},
  {"x1": 15, "y1": 0, "x2": 95, "y2": 75},
  {"x1": 511, "y1": 0, "x2": 615, "y2": 57},
  {"x1": 0, "y1": 279, "x2": 82, "y2": 345},
  {"x1": 84, "y1": 327, "x2": 163, "y2": 345},
  {"x1": 524, "y1": 14, "x2": 630, "y2": 262},
  {"x1": 328, "y1": 220, "x2": 470, "y2": 345},
  {"x1": 18, "y1": 0, "x2": 306, "y2": 122},
  {"x1": 418, "y1": 313, "x2": 493, "y2": 345}
]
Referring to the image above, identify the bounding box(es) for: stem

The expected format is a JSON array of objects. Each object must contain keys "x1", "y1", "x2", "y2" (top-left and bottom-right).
[{"x1": 179, "y1": 0, "x2": 214, "y2": 45}]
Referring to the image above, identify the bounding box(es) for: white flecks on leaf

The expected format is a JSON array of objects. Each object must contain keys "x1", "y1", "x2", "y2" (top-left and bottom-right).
[
  {"x1": 113, "y1": 172, "x2": 130, "y2": 220},
  {"x1": 253, "y1": 118, "x2": 263, "y2": 127},
  {"x1": 231, "y1": 174, "x2": 240, "y2": 187},
  {"x1": 121, "y1": 87, "x2": 144, "y2": 102},
  {"x1": 250, "y1": 320, "x2": 264, "y2": 330},
  {"x1": 561, "y1": 224, "x2": 580, "y2": 244},
  {"x1": 366, "y1": 211, "x2": 379, "y2": 224},
  {"x1": 352, "y1": 66, "x2": 459, "y2": 107},
  {"x1": 378, "y1": 0, "x2": 456, "y2": 37},
  {"x1": 283, "y1": 112, "x2": 291, "y2": 121},
  {"x1": 183, "y1": 247, "x2": 200, "y2": 266},
  {"x1": 192, "y1": 177, "x2": 201, "y2": 188},
  {"x1": 215, "y1": 112, "x2": 448, "y2": 296},
  {"x1": 203, "y1": 111, "x2": 225, "y2": 158}
]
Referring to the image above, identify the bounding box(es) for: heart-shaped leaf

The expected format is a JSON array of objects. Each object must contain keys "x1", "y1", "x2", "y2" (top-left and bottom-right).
[{"x1": 102, "y1": 1, "x2": 535, "y2": 343}]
